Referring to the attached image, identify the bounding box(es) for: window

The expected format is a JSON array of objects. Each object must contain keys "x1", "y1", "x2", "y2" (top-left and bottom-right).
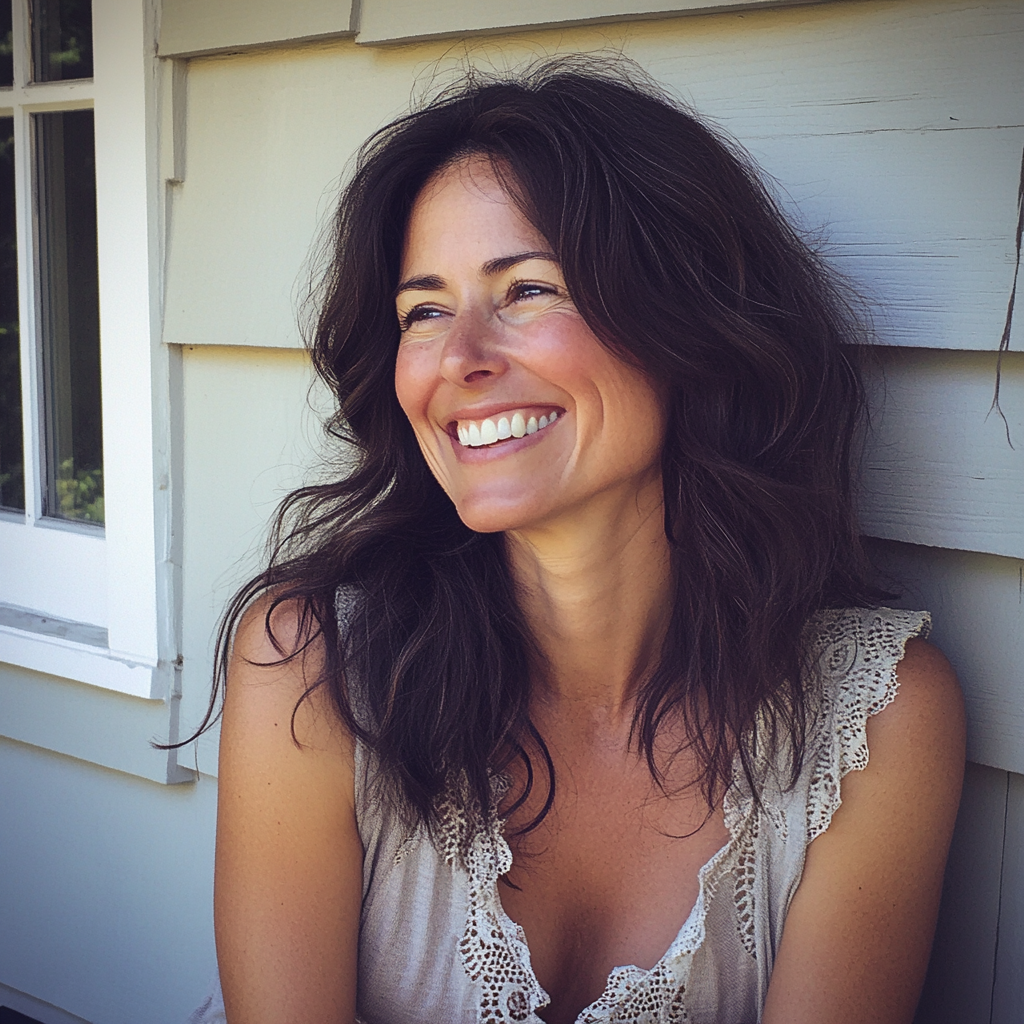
[
  {"x1": 0, "y1": 0, "x2": 102, "y2": 527},
  {"x1": 0, "y1": 0, "x2": 170, "y2": 702}
]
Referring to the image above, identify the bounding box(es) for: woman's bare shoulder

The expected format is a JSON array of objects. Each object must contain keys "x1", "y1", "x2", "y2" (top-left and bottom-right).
[
  {"x1": 883, "y1": 636, "x2": 965, "y2": 771},
  {"x1": 224, "y1": 590, "x2": 356, "y2": 762}
]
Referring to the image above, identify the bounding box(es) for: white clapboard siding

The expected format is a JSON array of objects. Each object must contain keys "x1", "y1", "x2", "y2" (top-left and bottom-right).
[
  {"x1": 162, "y1": 0, "x2": 1023, "y2": 354},
  {"x1": 865, "y1": 539, "x2": 1024, "y2": 775},
  {"x1": 158, "y1": 0, "x2": 357, "y2": 57},
  {"x1": 916, "y1": 762, "x2": 1008, "y2": 1024},
  {"x1": 177, "y1": 345, "x2": 334, "y2": 776},
  {"x1": 747, "y1": 130, "x2": 1022, "y2": 351},
  {"x1": 860, "y1": 349, "x2": 1023, "y2": 560},
  {"x1": 354, "y1": 0, "x2": 828, "y2": 45},
  {"x1": 635, "y1": 0, "x2": 1024, "y2": 351},
  {"x1": 992, "y1": 772, "x2": 1024, "y2": 1023},
  {"x1": 916, "y1": 764, "x2": 1024, "y2": 1024}
]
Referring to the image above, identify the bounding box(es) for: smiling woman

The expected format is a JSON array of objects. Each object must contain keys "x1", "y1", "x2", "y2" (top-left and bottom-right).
[
  {"x1": 394, "y1": 160, "x2": 666, "y2": 538},
  {"x1": 189, "y1": 59, "x2": 965, "y2": 1024}
]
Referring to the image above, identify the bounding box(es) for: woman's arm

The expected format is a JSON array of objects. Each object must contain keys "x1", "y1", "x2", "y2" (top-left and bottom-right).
[
  {"x1": 215, "y1": 596, "x2": 363, "y2": 1024},
  {"x1": 762, "y1": 637, "x2": 966, "y2": 1024}
]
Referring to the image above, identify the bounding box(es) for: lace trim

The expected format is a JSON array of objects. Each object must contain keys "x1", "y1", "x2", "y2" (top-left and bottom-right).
[
  {"x1": 391, "y1": 776, "x2": 550, "y2": 1022},
  {"x1": 573, "y1": 837, "x2": 740, "y2": 1023},
  {"x1": 802, "y1": 607, "x2": 930, "y2": 843},
  {"x1": 420, "y1": 605, "x2": 928, "y2": 1024},
  {"x1": 438, "y1": 777, "x2": 753, "y2": 1023},
  {"x1": 732, "y1": 813, "x2": 759, "y2": 957},
  {"x1": 725, "y1": 607, "x2": 930, "y2": 956}
]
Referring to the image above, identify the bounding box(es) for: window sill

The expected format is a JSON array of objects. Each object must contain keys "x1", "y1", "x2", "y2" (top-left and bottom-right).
[{"x1": 0, "y1": 618, "x2": 162, "y2": 698}]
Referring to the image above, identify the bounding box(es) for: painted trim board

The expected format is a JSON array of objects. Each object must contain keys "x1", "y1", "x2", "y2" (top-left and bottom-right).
[
  {"x1": 356, "y1": 0, "x2": 831, "y2": 45},
  {"x1": 0, "y1": 662, "x2": 195, "y2": 784},
  {"x1": 158, "y1": 0, "x2": 358, "y2": 57}
]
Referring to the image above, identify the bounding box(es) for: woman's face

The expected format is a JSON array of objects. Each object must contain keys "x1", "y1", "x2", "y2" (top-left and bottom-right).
[{"x1": 394, "y1": 156, "x2": 666, "y2": 535}]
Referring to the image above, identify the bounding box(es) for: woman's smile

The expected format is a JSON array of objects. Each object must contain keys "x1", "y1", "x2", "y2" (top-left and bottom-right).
[
  {"x1": 394, "y1": 156, "x2": 666, "y2": 534},
  {"x1": 452, "y1": 406, "x2": 562, "y2": 449}
]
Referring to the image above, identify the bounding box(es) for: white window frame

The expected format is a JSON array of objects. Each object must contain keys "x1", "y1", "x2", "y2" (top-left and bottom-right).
[{"x1": 0, "y1": 0, "x2": 168, "y2": 700}]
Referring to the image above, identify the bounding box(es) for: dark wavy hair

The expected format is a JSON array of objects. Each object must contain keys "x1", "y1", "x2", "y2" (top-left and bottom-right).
[{"x1": 193, "y1": 58, "x2": 886, "y2": 838}]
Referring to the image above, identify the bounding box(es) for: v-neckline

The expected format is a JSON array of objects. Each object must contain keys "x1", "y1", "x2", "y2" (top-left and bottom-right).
[{"x1": 491, "y1": 794, "x2": 744, "y2": 1023}]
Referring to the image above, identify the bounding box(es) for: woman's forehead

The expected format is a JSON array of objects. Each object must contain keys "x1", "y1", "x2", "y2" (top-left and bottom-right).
[{"x1": 401, "y1": 158, "x2": 548, "y2": 277}]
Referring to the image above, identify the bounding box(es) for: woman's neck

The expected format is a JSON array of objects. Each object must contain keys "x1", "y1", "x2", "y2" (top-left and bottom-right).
[{"x1": 505, "y1": 469, "x2": 673, "y2": 715}]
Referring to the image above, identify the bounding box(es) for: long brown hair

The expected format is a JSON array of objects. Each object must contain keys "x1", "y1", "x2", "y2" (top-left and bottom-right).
[{"x1": 193, "y1": 58, "x2": 886, "y2": 837}]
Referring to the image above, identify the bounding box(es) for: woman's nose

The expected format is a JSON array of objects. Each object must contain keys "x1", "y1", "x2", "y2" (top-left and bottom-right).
[{"x1": 439, "y1": 311, "x2": 507, "y2": 387}]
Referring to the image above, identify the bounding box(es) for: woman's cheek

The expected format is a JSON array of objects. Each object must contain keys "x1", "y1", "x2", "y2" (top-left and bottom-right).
[{"x1": 394, "y1": 343, "x2": 433, "y2": 424}]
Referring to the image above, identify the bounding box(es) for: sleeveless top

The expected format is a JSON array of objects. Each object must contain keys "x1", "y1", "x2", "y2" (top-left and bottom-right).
[{"x1": 188, "y1": 605, "x2": 929, "y2": 1024}]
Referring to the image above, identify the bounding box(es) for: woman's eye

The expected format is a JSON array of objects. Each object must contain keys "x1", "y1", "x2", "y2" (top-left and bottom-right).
[
  {"x1": 398, "y1": 305, "x2": 444, "y2": 332},
  {"x1": 509, "y1": 281, "x2": 554, "y2": 303}
]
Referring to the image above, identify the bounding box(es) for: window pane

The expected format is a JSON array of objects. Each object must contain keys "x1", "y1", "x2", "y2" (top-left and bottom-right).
[
  {"x1": 32, "y1": 0, "x2": 93, "y2": 82},
  {"x1": 0, "y1": 116, "x2": 22, "y2": 512},
  {"x1": 0, "y1": 3, "x2": 13, "y2": 87},
  {"x1": 36, "y1": 109, "x2": 102, "y2": 524}
]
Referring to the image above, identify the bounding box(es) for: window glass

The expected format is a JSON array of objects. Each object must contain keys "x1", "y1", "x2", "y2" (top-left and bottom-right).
[
  {"x1": 35, "y1": 108, "x2": 102, "y2": 524},
  {"x1": 0, "y1": 115, "x2": 22, "y2": 512},
  {"x1": 0, "y1": 3, "x2": 13, "y2": 87},
  {"x1": 32, "y1": 0, "x2": 93, "y2": 82}
]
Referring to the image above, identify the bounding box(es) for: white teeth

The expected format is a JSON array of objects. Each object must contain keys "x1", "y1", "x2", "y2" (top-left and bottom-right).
[{"x1": 455, "y1": 409, "x2": 559, "y2": 446}]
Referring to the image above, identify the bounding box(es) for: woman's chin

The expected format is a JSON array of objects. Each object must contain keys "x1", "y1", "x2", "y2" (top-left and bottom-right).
[{"x1": 452, "y1": 494, "x2": 552, "y2": 535}]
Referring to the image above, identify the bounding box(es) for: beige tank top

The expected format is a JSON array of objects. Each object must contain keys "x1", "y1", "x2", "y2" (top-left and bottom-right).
[{"x1": 189, "y1": 605, "x2": 929, "y2": 1024}]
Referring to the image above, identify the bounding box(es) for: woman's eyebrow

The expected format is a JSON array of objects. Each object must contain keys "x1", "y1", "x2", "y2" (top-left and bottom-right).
[
  {"x1": 395, "y1": 273, "x2": 445, "y2": 297},
  {"x1": 395, "y1": 251, "x2": 559, "y2": 298},
  {"x1": 481, "y1": 250, "x2": 559, "y2": 276}
]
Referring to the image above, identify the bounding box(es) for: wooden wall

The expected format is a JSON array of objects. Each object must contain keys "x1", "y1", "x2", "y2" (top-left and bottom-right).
[
  {"x1": 866, "y1": 540, "x2": 1024, "y2": 1023},
  {"x1": 158, "y1": 0, "x2": 1021, "y2": 1020}
]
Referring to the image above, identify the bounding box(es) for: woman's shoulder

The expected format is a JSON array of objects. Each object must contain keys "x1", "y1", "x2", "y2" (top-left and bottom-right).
[
  {"x1": 801, "y1": 605, "x2": 942, "y2": 719},
  {"x1": 793, "y1": 605, "x2": 963, "y2": 841},
  {"x1": 223, "y1": 591, "x2": 357, "y2": 782},
  {"x1": 802, "y1": 605, "x2": 958, "y2": 718}
]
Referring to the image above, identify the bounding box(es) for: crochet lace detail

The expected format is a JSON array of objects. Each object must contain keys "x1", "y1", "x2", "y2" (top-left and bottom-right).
[
  {"x1": 443, "y1": 789, "x2": 747, "y2": 1024},
  {"x1": 732, "y1": 814, "x2": 759, "y2": 957},
  {"x1": 424, "y1": 606, "x2": 928, "y2": 1024},
  {"x1": 802, "y1": 607, "x2": 930, "y2": 843}
]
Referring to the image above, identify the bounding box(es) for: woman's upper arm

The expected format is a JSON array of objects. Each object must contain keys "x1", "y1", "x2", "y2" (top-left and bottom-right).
[
  {"x1": 215, "y1": 596, "x2": 363, "y2": 1024},
  {"x1": 762, "y1": 637, "x2": 966, "y2": 1024}
]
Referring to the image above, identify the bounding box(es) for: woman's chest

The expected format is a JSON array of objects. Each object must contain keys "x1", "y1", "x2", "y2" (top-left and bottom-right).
[{"x1": 499, "y1": 764, "x2": 729, "y2": 1023}]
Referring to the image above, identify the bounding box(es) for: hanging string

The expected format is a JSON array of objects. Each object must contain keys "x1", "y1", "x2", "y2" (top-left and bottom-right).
[{"x1": 989, "y1": 142, "x2": 1024, "y2": 448}]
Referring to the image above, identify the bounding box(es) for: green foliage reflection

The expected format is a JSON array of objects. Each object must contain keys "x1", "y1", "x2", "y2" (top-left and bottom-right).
[
  {"x1": 35, "y1": 0, "x2": 93, "y2": 81},
  {"x1": 55, "y1": 456, "x2": 103, "y2": 522}
]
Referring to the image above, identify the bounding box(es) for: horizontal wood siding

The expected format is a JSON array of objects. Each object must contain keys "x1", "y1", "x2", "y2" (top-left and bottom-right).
[
  {"x1": 355, "y1": 0, "x2": 824, "y2": 44},
  {"x1": 860, "y1": 350, "x2": 1023, "y2": 560},
  {"x1": 158, "y1": 0, "x2": 357, "y2": 57},
  {"x1": 915, "y1": 765, "x2": 1024, "y2": 1024},
  {"x1": 162, "y1": 0, "x2": 1024, "y2": 354},
  {"x1": 176, "y1": 346, "x2": 331, "y2": 776},
  {"x1": 917, "y1": 763, "x2": 1006, "y2": 1024},
  {"x1": 865, "y1": 539, "x2": 1024, "y2": 774},
  {"x1": 993, "y1": 772, "x2": 1024, "y2": 1022}
]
